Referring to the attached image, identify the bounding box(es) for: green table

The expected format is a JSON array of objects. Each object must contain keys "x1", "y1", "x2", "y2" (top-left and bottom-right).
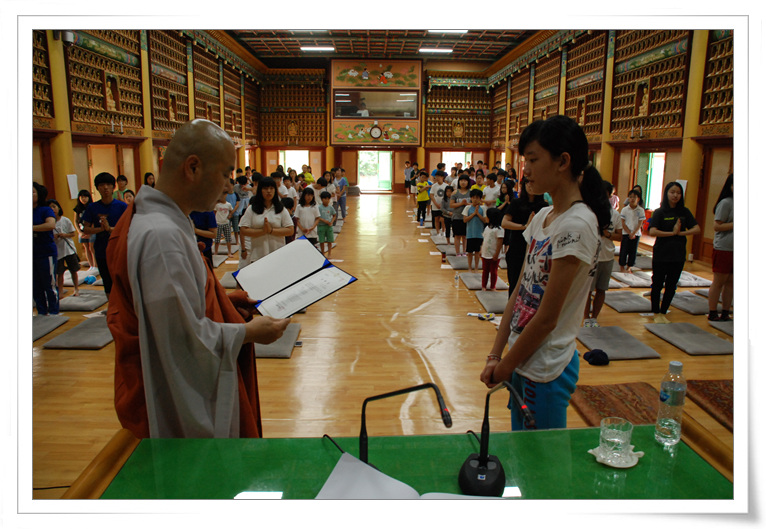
[{"x1": 101, "y1": 425, "x2": 732, "y2": 499}]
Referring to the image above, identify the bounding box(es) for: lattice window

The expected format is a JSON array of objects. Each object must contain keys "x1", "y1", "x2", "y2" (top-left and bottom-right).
[
  {"x1": 700, "y1": 31, "x2": 733, "y2": 125},
  {"x1": 425, "y1": 86, "x2": 491, "y2": 147},
  {"x1": 193, "y1": 46, "x2": 221, "y2": 124},
  {"x1": 564, "y1": 31, "x2": 607, "y2": 137},
  {"x1": 148, "y1": 30, "x2": 189, "y2": 133},
  {"x1": 532, "y1": 51, "x2": 561, "y2": 121},
  {"x1": 33, "y1": 30, "x2": 54, "y2": 120}
]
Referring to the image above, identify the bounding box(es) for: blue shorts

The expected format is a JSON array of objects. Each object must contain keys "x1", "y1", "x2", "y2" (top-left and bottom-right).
[{"x1": 507, "y1": 351, "x2": 579, "y2": 431}]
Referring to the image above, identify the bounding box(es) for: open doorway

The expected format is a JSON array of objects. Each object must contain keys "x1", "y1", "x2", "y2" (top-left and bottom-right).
[
  {"x1": 279, "y1": 150, "x2": 310, "y2": 175},
  {"x1": 358, "y1": 151, "x2": 392, "y2": 192},
  {"x1": 636, "y1": 151, "x2": 666, "y2": 210},
  {"x1": 441, "y1": 151, "x2": 472, "y2": 171}
]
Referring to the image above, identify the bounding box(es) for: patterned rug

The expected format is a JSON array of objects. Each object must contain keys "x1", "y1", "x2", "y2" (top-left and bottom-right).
[
  {"x1": 570, "y1": 382, "x2": 659, "y2": 426},
  {"x1": 686, "y1": 379, "x2": 733, "y2": 432}
]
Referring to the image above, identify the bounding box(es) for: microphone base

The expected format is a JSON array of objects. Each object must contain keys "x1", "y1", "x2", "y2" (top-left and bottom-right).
[{"x1": 458, "y1": 453, "x2": 506, "y2": 497}]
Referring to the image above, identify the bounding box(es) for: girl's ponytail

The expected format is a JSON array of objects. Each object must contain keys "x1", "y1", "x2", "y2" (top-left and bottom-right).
[{"x1": 579, "y1": 164, "x2": 612, "y2": 232}]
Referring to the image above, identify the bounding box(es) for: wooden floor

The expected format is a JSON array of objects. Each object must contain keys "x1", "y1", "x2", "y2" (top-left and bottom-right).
[{"x1": 31, "y1": 193, "x2": 734, "y2": 499}]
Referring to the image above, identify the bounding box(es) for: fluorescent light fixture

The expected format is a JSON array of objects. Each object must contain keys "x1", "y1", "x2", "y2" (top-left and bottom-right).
[
  {"x1": 335, "y1": 100, "x2": 352, "y2": 103},
  {"x1": 300, "y1": 46, "x2": 335, "y2": 52},
  {"x1": 428, "y1": 30, "x2": 468, "y2": 34},
  {"x1": 399, "y1": 93, "x2": 417, "y2": 96},
  {"x1": 396, "y1": 99, "x2": 415, "y2": 102},
  {"x1": 419, "y1": 48, "x2": 453, "y2": 54},
  {"x1": 336, "y1": 93, "x2": 350, "y2": 96}
]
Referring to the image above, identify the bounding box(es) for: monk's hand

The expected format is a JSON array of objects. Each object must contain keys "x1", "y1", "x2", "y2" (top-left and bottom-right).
[
  {"x1": 228, "y1": 290, "x2": 259, "y2": 321},
  {"x1": 244, "y1": 316, "x2": 291, "y2": 344}
]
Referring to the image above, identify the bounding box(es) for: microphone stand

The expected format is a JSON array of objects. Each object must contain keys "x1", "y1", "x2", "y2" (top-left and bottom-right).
[
  {"x1": 360, "y1": 382, "x2": 452, "y2": 465},
  {"x1": 458, "y1": 380, "x2": 534, "y2": 496}
]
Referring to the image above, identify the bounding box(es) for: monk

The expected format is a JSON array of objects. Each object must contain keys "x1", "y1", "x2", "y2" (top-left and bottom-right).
[{"x1": 106, "y1": 119, "x2": 290, "y2": 438}]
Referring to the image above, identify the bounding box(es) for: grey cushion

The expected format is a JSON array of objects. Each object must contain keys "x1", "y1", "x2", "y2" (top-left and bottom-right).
[
  {"x1": 670, "y1": 291, "x2": 721, "y2": 315},
  {"x1": 611, "y1": 271, "x2": 652, "y2": 287},
  {"x1": 58, "y1": 290, "x2": 108, "y2": 312},
  {"x1": 633, "y1": 255, "x2": 653, "y2": 270},
  {"x1": 62, "y1": 270, "x2": 95, "y2": 286},
  {"x1": 460, "y1": 272, "x2": 508, "y2": 291},
  {"x1": 708, "y1": 320, "x2": 733, "y2": 336},
  {"x1": 220, "y1": 271, "x2": 238, "y2": 289},
  {"x1": 447, "y1": 255, "x2": 506, "y2": 270},
  {"x1": 255, "y1": 323, "x2": 301, "y2": 358},
  {"x1": 677, "y1": 271, "x2": 712, "y2": 287},
  {"x1": 43, "y1": 316, "x2": 113, "y2": 350},
  {"x1": 431, "y1": 235, "x2": 447, "y2": 246},
  {"x1": 644, "y1": 322, "x2": 733, "y2": 355},
  {"x1": 475, "y1": 290, "x2": 509, "y2": 313},
  {"x1": 577, "y1": 325, "x2": 660, "y2": 360},
  {"x1": 603, "y1": 291, "x2": 652, "y2": 312},
  {"x1": 332, "y1": 225, "x2": 342, "y2": 234},
  {"x1": 608, "y1": 278, "x2": 625, "y2": 289},
  {"x1": 212, "y1": 255, "x2": 228, "y2": 268},
  {"x1": 347, "y1": 186, "x2": 361, "y2": 196},
  {"x1": 435, "y1": 245, "x2": 457, "y2": 256},
  {"x1": 33, "y1": 315, "x2": 70, "y2": 341},
  {"x1": 215, "y1": 244, "x2": 239, "y2": 255}
]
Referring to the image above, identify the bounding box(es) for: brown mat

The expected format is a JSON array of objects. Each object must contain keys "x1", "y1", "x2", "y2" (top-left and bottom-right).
[
  {"x1": 686, "y1": 379, "x2": 733, "y2": 432},
  {"x1": 569, "y1": 382, "x2": 659, "y2": 426}
]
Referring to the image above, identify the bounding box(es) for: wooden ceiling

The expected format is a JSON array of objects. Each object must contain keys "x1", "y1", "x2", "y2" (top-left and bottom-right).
[{"x1": 227, "y1": 29, "x2": 538, "y2": 68}]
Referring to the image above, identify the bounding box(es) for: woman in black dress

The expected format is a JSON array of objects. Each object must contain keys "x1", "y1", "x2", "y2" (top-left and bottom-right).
[{"x1": 501, "y1": 177, "x2": 549, "y2": 295}]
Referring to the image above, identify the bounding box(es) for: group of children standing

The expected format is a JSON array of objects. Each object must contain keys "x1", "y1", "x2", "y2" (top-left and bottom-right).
[
  {"x1": 194, "y1": 165, "x2": 349, "y2": 270},
  {"x1": 412, "y1": 164, "x2": 519, "y2": 291}
]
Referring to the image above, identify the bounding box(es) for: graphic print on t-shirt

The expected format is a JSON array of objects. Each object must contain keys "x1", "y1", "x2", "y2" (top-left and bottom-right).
[{"x1": 510, "y1": 235, "x2": 552, "y2": 333}]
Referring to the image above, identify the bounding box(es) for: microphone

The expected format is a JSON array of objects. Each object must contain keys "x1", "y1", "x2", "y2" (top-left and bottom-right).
[
  {"x1": 458, "y1": 380, "x2": 534, "y2": 496},
  {"x1": 359, "y1": 382, "x2": 452, "y2": 465},
  {"x1": 506, "y1": 380, "x2": 535, "y2": 429}
]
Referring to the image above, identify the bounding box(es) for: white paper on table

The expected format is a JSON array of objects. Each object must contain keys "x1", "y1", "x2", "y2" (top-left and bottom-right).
[
  {"x1": 256, "y1": 266, "x2": 354, "y2": 318},
  {"x1": 315, "y1": 452, "x2": 492, "y2": 499},
  {"x1": 315, "y1": 453, "x2": 420, "y2": 499}
]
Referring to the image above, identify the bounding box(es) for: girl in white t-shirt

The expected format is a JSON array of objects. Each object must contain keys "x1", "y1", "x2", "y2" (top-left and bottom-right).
[
  {"x1": 480, "y1": 207, "x2": 504, "y2": 291},
  {"x1": 480, "y1": 115, "x2": 611, "y2": 431},
  {"x1": 238, "y1": 177, "x2": 295, "y2": 267},
  {"x1": 295, "y1": 187, "x2": 320, "y2": 246}
]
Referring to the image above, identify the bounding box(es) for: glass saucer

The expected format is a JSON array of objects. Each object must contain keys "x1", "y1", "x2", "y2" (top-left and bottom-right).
[{"x1": 588, "y1": 445, "x2": 644, "y2": 468}]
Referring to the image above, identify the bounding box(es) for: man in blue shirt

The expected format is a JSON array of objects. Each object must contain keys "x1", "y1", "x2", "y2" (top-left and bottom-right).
[
  {"x1": 82, "y1": 172, "x2": 127, "y2": 298},
  {"x1": 33, "y1": 182, "x2": 59, "y2": 314}
]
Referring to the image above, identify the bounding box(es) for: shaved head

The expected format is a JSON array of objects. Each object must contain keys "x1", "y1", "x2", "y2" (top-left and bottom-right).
[
  {"x1": 161, "y1": 119, "x2": 233, "y2": 182},
  {"x1": 156, "y1": 119, "x2": 236, "y2": 215}
]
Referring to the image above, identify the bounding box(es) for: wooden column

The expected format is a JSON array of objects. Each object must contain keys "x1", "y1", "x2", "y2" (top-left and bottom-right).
[
  {"x1": 138, "y1": 31, "x2": 154, "y2": 182},
  {"x1": 44, "y1": 31, "x2": 75, "y2": 210},
  {"x1": 677, "y1": 30, "x2": 710, "y2": 259},
  {"x1": 598, "y1": 31, "x2": 617, "y2": 183}
]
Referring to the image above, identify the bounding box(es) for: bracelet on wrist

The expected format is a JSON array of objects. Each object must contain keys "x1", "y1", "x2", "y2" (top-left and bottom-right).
[{"x1": 487, "y1": 354, "x2": 501, "y2": 361}]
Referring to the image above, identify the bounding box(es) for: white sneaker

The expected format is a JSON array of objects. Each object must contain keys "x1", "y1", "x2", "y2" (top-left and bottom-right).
[{"x1": 583, "y1": 318, "x2": 594, "y2": 327}]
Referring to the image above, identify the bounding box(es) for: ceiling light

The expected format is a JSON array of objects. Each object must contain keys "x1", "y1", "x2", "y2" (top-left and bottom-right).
[
  {"x1": 396, "y1": 99, "x2": 415, "y2": 102},
  {"x1": 419, "y1": 48, "x2": 453, "y2": 54},
  {"x1": 427, "y1": 30, "x2": 468, "y2": 34},
  {"x1": 335, "y1": 100, "x2": 352, "y2": 103},
  {"x1": 399, "y1": 93, "x2": 417, "y2": 96},
  {"x1": 336, "y1": 93, "x2": 350, "y2": 96},
  {"x1": 300, "y1": 46, "x2": 335, "y2": 52}
]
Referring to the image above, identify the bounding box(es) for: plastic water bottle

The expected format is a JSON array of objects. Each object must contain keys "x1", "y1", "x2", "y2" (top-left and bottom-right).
[
  {"x1": 454, "y1": 272, "x2": 460, "y2": 288},
  {"x1": 654, "y1": 361, "x2": 687, "y2": 446}
]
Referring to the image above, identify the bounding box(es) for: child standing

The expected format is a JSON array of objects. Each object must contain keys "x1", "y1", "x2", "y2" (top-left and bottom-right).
[
  {"x1": 317, "y1": 191, "x2": 337, "y2": 257},
  {"x1": 48, "y1": 199, "x2": 80, "y2": 299},
  {"x1": 430, "y1": 171, "x2": 448, "y2": 236},
  {"x1": 295, "y1": 187, "x2": 320, "y2": 247},
  {"x1": 281, "y1": 197, "x2": 297, "y2": 244},
  {"x1": 480, "y1": 207, "x2": 504, "y2": 291},
  {"x1": 619, "y1": 189, "x2": 645, "y2": 272},
  {"x1": 450, "y1": 175, "x2": 471, "y2": 256},
  {"x1": 462, "y1": 189, "x2": 488, "y2": 273},
  {"x1": 415, "y1": 171, "x2": 431, "y2": 227},
  {"x1": 214, "y1": 191, "x2": 234, "y2": 258},
  {"x1": 441, "y1": 185, "x2": 454, "y2": 245}
]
